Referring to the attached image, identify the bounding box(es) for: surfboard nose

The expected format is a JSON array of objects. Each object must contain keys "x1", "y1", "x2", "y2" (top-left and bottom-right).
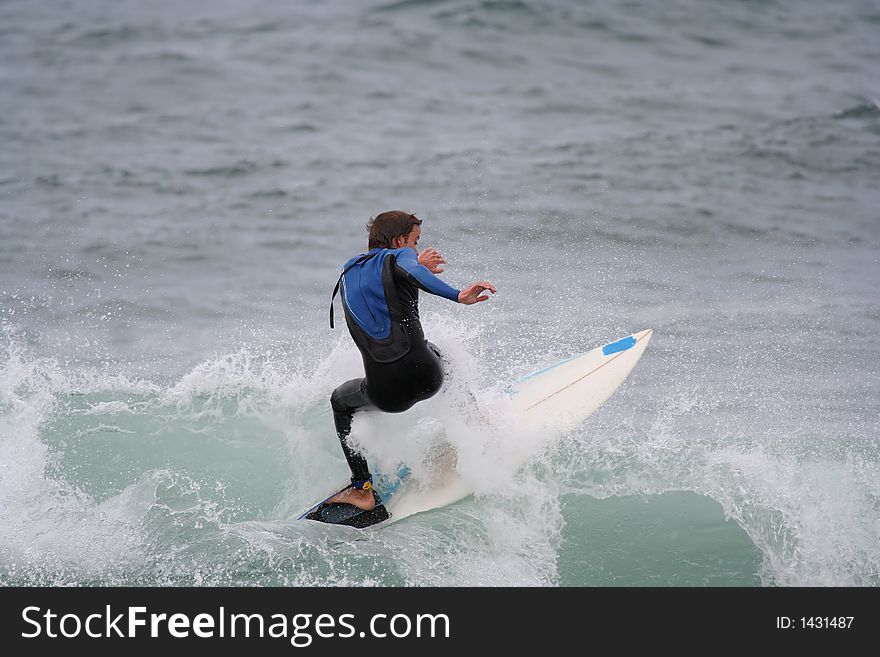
[{"x1": 633, "y1": 328, "x2": 653, "y2": 343}]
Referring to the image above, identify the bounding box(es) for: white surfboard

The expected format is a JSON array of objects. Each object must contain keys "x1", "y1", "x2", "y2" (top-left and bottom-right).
[{"x1": 300, "y1": 328, "x2": 653, "y2": 528}]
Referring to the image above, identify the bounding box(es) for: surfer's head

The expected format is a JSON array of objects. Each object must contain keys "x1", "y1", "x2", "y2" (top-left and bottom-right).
[{"x1": 367, "y1": 211, "x2": 422, "y2": 250}]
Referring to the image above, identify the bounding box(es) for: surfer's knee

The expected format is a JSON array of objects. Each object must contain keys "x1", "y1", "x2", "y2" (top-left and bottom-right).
[
  {"x1": 330, "y1": 378, "x2": 366, "y2": 413},
  {"x1": 330, "y1": 388, "x2": 347, "y2": 413}
]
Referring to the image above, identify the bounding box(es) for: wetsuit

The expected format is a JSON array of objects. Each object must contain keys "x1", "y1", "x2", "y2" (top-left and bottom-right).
[{"x1": 329, "y1": 247, "x2": 461, "y2": 489}]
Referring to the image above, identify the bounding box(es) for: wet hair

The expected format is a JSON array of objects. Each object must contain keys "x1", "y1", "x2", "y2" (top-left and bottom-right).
[{"x1": 366, "y1": 211, "x2": 422, "y2": 249}]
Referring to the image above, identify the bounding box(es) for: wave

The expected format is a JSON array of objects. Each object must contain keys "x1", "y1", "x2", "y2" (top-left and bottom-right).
[{"x1": 3, "y1": 307, "x2": 878, "y2": 585}]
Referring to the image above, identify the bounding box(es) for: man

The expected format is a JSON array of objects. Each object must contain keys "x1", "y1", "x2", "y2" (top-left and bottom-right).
[{"x1": 327, "y1": 211, "x2": 496, "y2": 511}]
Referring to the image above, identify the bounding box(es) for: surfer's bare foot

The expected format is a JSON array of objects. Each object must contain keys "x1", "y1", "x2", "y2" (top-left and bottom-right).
[{"x1": 327, "y1": 487, "x2": 376, "y2": 510}]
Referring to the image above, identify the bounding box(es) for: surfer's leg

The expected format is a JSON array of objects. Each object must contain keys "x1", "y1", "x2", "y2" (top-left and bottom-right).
[
  {"x1": 329, "y1": 379, "x2": 377, "y2": 510},
  {"x1": 330, "y1": 378, "x2": 373, "y2": 482}
]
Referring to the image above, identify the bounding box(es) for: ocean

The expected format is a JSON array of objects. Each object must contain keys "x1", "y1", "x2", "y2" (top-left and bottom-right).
[{"x1": 1, "y1": 0, "x2": 878, "y2": 586}]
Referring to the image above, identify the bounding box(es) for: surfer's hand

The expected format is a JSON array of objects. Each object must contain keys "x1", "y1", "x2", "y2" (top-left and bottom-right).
[
  {"x1": 458, "y1": 282, "x2": 496, "y2": 304},
  {"x1": 418, "y1": 247, "x2": 446, "y2": 274}
]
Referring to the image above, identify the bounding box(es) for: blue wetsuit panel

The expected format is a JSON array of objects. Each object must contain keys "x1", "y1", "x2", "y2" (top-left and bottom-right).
[
  {"x1": 340, "y1": 249, "x2": 392, "y2": 339},
  {"x1": 340, "y1": 248, "x2": 460, "y2": 340}
]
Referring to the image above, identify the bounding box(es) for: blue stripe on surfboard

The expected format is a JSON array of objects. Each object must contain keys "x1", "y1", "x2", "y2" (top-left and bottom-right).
[
  {"x1": 508, "y1": 353, "x2": 581, "y2": 388},
  {"x1": 602, "y1": 335, "x2": 636, "y2": 355}
]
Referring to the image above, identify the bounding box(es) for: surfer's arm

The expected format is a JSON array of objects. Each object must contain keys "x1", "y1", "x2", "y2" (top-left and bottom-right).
[{"x1": 393, "y1": 248, "x2": 462, "y2": 302}]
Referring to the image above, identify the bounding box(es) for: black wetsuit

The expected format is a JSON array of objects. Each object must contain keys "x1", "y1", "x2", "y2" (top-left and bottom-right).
[{"x1": 330, "y1": 247, "x2": 461, "y2": 486}]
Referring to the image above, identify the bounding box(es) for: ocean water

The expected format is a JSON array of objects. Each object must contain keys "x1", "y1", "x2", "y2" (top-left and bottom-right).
[{"x1": 1, "y1": 0, "x2": 878, "y2": 586}]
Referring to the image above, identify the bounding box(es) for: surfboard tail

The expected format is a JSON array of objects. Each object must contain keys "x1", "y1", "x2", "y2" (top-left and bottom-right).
[{"x1": 300, "y1": 489, "x2": 391, "y2": 528}]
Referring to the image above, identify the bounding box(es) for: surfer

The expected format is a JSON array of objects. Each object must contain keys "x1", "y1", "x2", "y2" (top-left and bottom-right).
[{"x1": 326, "y1": 211, "x2": 496, "y2": 511}]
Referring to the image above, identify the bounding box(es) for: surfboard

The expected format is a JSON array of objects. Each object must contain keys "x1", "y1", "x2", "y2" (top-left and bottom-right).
[{"x1": 299, "y1": 328, "x2": 653, "y2": 529}]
